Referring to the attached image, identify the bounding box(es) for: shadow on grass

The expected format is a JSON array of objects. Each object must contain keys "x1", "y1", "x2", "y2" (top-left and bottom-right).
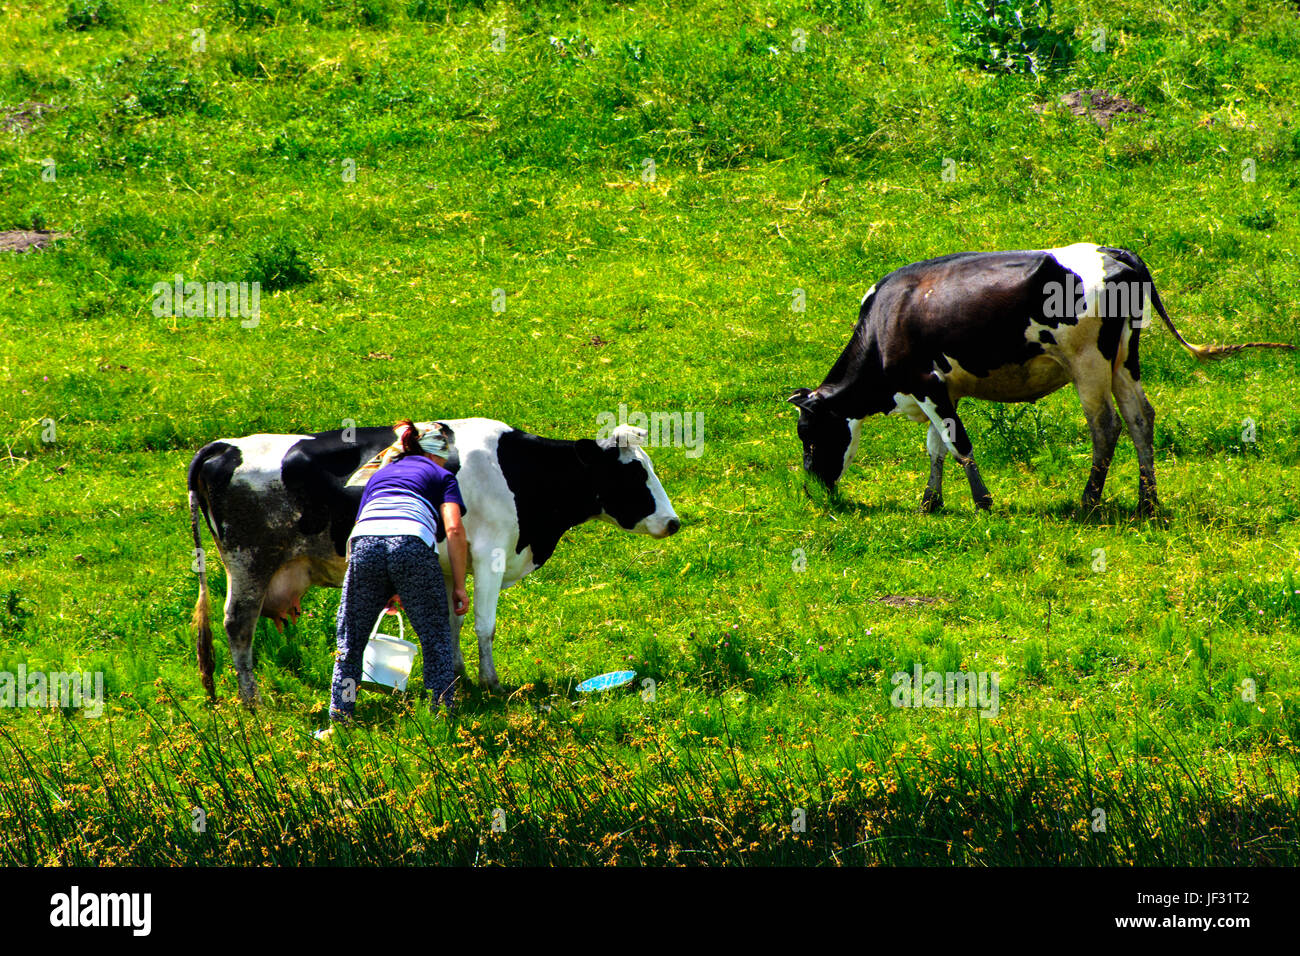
[
  {"x1": 352, "y1": 674, "x2": 577, "y2": 723},
  {"x1": 807, "y1": 483, "x2": 1256, "y2": 531}
]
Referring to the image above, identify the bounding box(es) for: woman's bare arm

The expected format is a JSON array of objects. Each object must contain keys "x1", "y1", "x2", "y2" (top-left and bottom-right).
[{"x1": 441, "y1": 502, "x2": 470, "y2": 616}]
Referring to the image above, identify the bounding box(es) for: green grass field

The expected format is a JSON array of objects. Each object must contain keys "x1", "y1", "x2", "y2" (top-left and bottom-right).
[{"x1": 1, "y1": 0, "x2": 1298, "y2": 865}]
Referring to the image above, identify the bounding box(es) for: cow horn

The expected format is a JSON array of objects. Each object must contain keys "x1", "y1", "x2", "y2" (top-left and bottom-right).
[{"x1": 787, "y1": 388, "x2": 818, "y2": 410}]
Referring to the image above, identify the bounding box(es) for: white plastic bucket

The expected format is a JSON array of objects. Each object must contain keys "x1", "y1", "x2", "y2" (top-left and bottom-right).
[{"x1": 360, "y1": 608, "x2": 417, "y2": 692}]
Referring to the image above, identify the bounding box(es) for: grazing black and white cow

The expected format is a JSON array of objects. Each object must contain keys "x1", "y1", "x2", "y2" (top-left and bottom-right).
[
  {"x1": 188, "y1": 418, "x2": 680, "y2": 704},
  {"x1": 790, "y1": 243, "x2": 1293, "y2": 514}
]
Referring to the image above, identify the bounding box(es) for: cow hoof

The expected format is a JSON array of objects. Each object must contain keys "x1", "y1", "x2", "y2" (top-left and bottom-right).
[
  {"x1": 237, "y1": 688, "x2": 263, "y2": 709},
  {"x1": 1138, "y1": 498, "x2": 1161, "y2": 517},
  {"x1": 973, "y1": 497, "x2": 993, "y2": 512},
  {"x1": 920, "y1": 492, "x2": 944, "y2": 513}
]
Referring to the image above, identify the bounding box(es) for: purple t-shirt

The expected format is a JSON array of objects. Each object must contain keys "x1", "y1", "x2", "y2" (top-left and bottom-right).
[{"x1": 355, "y1": 456, "x2": 466, "y2": 541}]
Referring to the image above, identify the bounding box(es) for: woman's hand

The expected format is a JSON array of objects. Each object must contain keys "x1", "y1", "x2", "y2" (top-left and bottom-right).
[{"x1": 452, "y1": 586, "x2": 469, "y2": 617}]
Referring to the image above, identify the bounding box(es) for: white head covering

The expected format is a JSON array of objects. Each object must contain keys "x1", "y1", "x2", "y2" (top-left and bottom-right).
[{"x1": 415, "y1": 428, "x2": 451, "y2": 457}]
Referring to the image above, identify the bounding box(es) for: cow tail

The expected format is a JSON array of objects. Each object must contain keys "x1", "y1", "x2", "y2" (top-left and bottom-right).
[
  {"x1": 188, "y1": 457, "x2": 217, "y2": 701},
  {"x1": 1114, "y1": 249, "x2": 1296, "y2": 360}
]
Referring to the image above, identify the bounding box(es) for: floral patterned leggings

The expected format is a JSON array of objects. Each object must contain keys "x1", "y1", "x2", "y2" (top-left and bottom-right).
[{"x1": 330, "y1": 534, "x2": 456, "y2": 720}]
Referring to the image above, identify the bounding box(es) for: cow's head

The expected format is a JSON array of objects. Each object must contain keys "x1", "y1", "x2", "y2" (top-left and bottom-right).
[
  {"x1": 576, "y1": 425, "x2": 681, "y2": 538},
  {"x1": 788, "y1": 388, "x2": 861, "y2": 489}
]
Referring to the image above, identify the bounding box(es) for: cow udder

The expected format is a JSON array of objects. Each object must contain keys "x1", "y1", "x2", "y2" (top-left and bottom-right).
[{"x1": 261, "y1": 558, "x2": 313, "y2": 631}]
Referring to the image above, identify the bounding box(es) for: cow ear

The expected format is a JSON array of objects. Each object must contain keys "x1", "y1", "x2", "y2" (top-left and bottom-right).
[
  {"x1": 575, "y1": 438, "x2": 608, "y2": 467},
  {"x1": 599, "y1": 425, "x2": 647, "y2": 452},
  {"x1": 787, "y1": 388, "x2": 820, "y2": 412}
]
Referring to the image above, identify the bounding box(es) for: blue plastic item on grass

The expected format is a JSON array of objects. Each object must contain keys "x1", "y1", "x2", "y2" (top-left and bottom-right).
[{"x1": 576, "y1": 670, "x2": 637, "y2": 693}]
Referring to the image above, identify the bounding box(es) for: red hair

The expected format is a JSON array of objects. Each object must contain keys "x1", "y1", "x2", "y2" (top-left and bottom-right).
[{"x1": 394, "y1": 419, "x2": 423, "y2": 458}]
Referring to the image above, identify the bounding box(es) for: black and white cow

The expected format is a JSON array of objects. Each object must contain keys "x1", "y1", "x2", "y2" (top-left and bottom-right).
[
  {"x1": 188, "y1": 418, "x2": 680, "y2": 704},
  {"x1": 790, "y1": 243, "x2": 1292, "y2": 514}
]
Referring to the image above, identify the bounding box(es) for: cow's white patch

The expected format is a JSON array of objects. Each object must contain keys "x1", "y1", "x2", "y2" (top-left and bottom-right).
[
  {"x1": 891, "y1": 393, "x2": 963, "y2": 460},
  {"x1": 841, "y1": 417, "x2": 863, "y2": 475},
  {"x1": 860, "y1": 283, "x2": 877, "y2": 307},
  {"x1": 1045, "y1": 242, "x2": 1106, "y2": 318},
  {"x1": 1023, "y1": 316, "x2": 1057, "y2": 349},
  {"x1": 888, "y1": 392, "x2": 934, "y2": 424},
  {"x1": 225, "y1": 434, "x2": 310, "y2": 491},
  {"x1": 607, "y1": 424, "x2": 648, "y2": 451},
  {"x1": 926, "y1": 421, "x2": 948, "y2": 460}
]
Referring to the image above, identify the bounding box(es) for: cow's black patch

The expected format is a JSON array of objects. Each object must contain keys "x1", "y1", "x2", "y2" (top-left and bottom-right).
[
  {"x1": 578, "y1": 441, "x2": 658, "y2": 532},
  {"x1": 1125, "y1": 326, "x2": 1142, "y2": 381},
  {"x1": 496, "y1": 430, "x2": 657, "y2": 569},
  {"x1": 1097, "y1": 314, "x2": 1125, "y2": 363},
  {"x1": 188, "y1": 441, "x2": 241, "y2": 540},
  {"x1": 1095, "y1": 250, "x2": 1146, "y2": 365},
  {"x1": 281, "y1": 427, "x2": 405, "y2": 556},
  {"x1": 497, "y1": 430, "x2": 603, "y2": 568},
  {"x1": 1097, "y1": 245, "x2": 1155, "y2": 382}
]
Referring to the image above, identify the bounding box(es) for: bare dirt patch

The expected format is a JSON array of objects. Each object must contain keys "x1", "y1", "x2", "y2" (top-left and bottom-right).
[
  {"x1": 0, "y1": 230, "x2": 66, "y2": 253},
  {"x1": 1, "y1": 101, "x2": 58, "y2": 134},
  {"x1": 1034, "y1": 89, "x2": 1147, "y2": 129},
  {"x1": 876, "y1": 594, "x2": 940, "y2": 608}
]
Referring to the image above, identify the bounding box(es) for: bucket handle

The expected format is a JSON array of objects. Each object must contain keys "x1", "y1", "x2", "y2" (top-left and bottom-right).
[{"x1": 369, "y1": 605, "x2": 405, "y2": 642}]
